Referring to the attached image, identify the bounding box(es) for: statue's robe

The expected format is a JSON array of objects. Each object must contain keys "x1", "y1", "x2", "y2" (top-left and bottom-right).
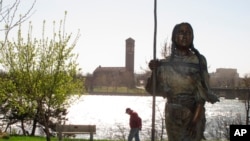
[{"x1": 146, "y1": 53, "x2": 219, "y2": 141}]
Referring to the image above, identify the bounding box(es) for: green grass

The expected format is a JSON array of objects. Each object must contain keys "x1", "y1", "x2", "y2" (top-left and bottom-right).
[
  {"x1": 0, "y1": 135, "x2": 227, "y2": 141},
  {"x1": 0, "y1": 136, "x2": 56, "y2": 141},
  {"x1": 0, "y1": 136, "x2": 110, "y2": 141},
  {"x1": 92, "y1": 86, "x2": 146, "y2": 94}
]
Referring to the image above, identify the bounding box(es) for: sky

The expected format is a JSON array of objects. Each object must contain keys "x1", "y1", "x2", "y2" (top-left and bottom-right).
[{"x1": 3, "y1": 0, "x2": 250, "y2": 77}]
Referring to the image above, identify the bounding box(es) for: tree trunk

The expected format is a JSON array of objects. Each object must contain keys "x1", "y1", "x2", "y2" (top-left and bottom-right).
[
  {"x1": 21, "y1": 119, "x2": 27, "y2": 135},
  {"x1": 45, "y1": 123, "x2": 51, "y2": 141},
  {"x1": 31, "y1": 116, "x2": 38, "y2": 136},
  {"x1": 246, "y1": 91, "x2": 250, "y2": 125},
  {"x1": 45, "y1": 115, "x2": 51, "y2": 141}
]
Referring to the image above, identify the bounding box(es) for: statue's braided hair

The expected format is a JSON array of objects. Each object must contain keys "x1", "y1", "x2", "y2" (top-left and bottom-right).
[{"x1": 170, "y1": 22, "x2": 208, "y2": 90}]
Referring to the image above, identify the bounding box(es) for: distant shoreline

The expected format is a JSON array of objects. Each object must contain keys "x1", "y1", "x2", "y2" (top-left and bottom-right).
[{"x1": 88, "y1": 92, "x2": 151, "y2": 97}]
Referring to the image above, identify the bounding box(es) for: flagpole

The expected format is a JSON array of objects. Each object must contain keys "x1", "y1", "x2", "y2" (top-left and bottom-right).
[{"x1": 151, "y1": 0, "x2": 157, "y2": 141}]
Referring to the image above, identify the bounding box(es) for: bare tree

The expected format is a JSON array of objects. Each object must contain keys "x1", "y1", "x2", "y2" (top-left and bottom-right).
[
  {"x1": 243, "y1": 74, "x2": 250, "y2": 125},
  {"x1": 160, "y1": 39, "x2": 171, "y2": 58},
  {"x1": 114, "y1": 123, "x2": 127, "y2": 141},
  {"x1": 105, "y1": 124, "x2": 127, "y2": 141},
  {"x1": 206, "y1": 112, "x2": 243, "y2": 140},
  {"x1": 0, "y1": 0, "x2": 36, "y2": 47}
]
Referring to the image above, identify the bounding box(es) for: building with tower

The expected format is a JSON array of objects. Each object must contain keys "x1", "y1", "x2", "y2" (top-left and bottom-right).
[
  {"x1": 125, "y1": 38, "x2": 134, "y2": 74},
  {"x1": 89, "y1": 38, "x2": 135, "y2": 89},
  {"x1": 209, "y1": 68, "x2": 240, "y2": 88}
]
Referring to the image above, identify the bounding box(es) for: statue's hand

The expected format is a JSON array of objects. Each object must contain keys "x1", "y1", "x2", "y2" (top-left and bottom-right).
[
  {"x1": 207, "y1": 91, "x2": 220, "y2": 104},
  {"x1": 149, "y1": 59, "x2": 160, "y2": 70},
  {"x1": 186, "y1": 104, "x2": 203, "y2": 138},
  {"x1": 186, "y1": 121, "x2": 197, "y2": 138}
]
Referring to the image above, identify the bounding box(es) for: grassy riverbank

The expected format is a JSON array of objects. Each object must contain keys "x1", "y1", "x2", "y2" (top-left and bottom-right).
[
  {"x1": 89, "y1": 86, "x2": 149, "y2": 96},
  {"x1": 0, "y1": 136, "x2": 110, "y2": 141},
  {"x1": 0, "y1": 136, "x2": 227, "y2": 141}
]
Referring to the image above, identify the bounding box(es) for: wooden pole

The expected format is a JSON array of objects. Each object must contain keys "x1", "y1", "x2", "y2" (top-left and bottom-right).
[{"x1": 151, "y1": 0, "x2": 157, "y2": 141}]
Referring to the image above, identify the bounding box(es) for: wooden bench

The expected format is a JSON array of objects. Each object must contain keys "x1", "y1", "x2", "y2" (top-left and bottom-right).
[{"x1": 56, "y1": 124, "x2": 96, "y2": 141}]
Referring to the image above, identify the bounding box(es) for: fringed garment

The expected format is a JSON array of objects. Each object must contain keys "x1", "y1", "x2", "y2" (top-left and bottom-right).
[{"x1": 149, "y1": 53, "x2": 219, "y2": 141}]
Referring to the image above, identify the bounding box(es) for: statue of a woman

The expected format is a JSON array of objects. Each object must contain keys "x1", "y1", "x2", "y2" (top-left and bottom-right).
[{"x1": 146, "y1": 22, "x2": 219, "y2": 141}]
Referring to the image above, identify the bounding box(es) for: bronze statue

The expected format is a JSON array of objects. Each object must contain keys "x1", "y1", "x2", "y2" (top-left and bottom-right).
[{"x1": 146, "y1": 22, "x2": 219, "y2": 141}]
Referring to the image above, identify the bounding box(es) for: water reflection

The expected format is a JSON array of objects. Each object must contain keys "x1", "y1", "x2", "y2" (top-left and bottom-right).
[{"x1": 66, "y1": 95, "x2": 245, "y2": 140}]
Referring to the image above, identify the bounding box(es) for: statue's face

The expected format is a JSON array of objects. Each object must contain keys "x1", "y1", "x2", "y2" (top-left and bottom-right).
[{"x1": 174, "y1": 24, "x2": 193, "y2": 49}]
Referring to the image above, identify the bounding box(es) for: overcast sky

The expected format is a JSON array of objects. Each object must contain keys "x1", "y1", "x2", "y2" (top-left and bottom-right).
[{"x1": 4, "y1": 0, "x2": 250, "y2": 77}]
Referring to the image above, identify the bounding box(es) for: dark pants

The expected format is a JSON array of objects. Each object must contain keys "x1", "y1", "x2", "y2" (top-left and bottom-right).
[{"x1": 128, "y1": 128, "x2": 140, "y2": 141}]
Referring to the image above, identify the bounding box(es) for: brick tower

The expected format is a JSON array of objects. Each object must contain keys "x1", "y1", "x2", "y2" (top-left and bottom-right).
[{"x1": 125, "y1": 38, "x2": 135, "y2": 74}]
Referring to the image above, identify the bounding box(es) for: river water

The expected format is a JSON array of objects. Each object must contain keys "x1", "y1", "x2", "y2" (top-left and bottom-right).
[{"x1": 66, "y1": 95, "x2": 246, "y2": 140}]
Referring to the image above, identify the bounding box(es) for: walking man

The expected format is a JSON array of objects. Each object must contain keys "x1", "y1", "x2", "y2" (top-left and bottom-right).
[{"x1": 126, "y1": 108, "x2": 142, "y2": 141}]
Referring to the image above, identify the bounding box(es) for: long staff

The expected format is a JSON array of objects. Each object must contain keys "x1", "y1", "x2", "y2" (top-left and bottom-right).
[{"x1": 151, "y1": 0, "x2": 157, "y2": 141}]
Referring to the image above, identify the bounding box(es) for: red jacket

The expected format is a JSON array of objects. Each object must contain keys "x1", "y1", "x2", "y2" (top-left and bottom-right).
[{"x1": 129, "y1": 111, "x2": 142, "y2": 129}]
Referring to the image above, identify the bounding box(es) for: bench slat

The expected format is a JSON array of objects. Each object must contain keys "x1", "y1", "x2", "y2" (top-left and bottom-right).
[
  {"x1": 56, "y1": 125, "x2": 96, "y2": 133},
  {"x1": 57, "y1": 124, "x2": 96, "y2": 141}
]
